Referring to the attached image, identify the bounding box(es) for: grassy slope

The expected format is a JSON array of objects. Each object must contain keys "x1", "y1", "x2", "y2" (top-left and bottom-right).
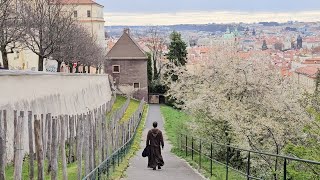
[
  {"x1": 160, "y1": 105, "x2": 245, "y2": 180},
  {"x1": 119, "y1": 99, "x2": 140, "y2": 124}
]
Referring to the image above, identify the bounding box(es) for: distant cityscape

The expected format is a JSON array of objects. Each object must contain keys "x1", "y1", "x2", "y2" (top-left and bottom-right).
[{"x1": 106, "y1": 21, "x2": 320, "y2": 92}]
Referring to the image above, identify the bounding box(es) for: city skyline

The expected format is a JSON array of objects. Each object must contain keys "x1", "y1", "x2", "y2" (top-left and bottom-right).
[{"x1": 97, "y1": 0, "x2": 320, "y2": 25}]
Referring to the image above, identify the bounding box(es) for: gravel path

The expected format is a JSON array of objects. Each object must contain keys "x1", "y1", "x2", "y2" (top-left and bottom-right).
[{"x1": 123, "y1": 105, "x2": 204, "y2": 180}]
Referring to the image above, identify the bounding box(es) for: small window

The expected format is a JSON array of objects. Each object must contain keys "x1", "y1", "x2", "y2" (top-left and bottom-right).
[
  {"x1": 74, "y1": 11, "x2": 78, "y2": 18},
  {"x1": 112, "y1": 65, "x2": 120, "y2": 73},
  {"x1": 87, "y1": 10, "x2": 91, "y2": 17},
  {"x1": 133, "y1": 83, "x2": 140, "y2": 89}
]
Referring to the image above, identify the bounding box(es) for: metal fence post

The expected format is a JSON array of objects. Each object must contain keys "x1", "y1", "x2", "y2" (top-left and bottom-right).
[
  {"x1": 185, "y1": 135, "x2": 188, "y2": 157},
  {"x1": 284, "y1": 158, "x2": 287, "y2": 180},
  {"x1": 192, "y1": 137, "x2": 194, "y2": 160},
  {"x1": 97, "y1": 167, "x2": 101, "y2": 180},
  {"x1": 226, "y1": 147, "x2": 230, "y2": 180},
  {"x1": 210, "y1": 143, "x2": 213, "y2": 177},
  {"x1": 247, "y1": 152, "x2": 251, "y2": 180},
  {"x1": 199, "y1": 139, "x2": 202, "y2": 169}
]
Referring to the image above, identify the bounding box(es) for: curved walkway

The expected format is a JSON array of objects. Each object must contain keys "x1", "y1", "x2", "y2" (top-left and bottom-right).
[{"x1": 123, "y1": 105, "x2": 204, "y2": 180}]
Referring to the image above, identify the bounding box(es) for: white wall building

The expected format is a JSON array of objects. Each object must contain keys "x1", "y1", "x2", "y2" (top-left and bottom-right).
[{"x1": 0, "y1": 0, "x2": 106, "y2": 71}]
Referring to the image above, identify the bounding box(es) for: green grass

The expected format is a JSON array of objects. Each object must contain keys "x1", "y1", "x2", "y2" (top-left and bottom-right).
[
  {"x1": 160, "y1": 105, "x2": 246, "y2": 180},
  {"x1": 105, "y1": 105, "x2": 149, "y2": 180},
  {"x1": 119, "y1": 99, "x2": 140, "y2": 124},
  {"x1": 160, "y1": 105, "x2": 191, "y2": 146},
  {"x1": 108, "y1": 96, "x2": 128, "y2": 118},
  {"x1": 5, "y1": 158, "x2": 81, "y2": 180}
]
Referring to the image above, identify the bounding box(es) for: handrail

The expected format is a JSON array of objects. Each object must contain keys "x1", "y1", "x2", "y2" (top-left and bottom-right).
[
  {"x1": 180, "y1": 133, "x2": 320, "y2": 180},
  {"x1": 184, "y1": 134, "x2": 320, "y2": 165}
]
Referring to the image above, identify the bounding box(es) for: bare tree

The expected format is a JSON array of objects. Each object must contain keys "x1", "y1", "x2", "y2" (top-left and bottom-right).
[
  {"x1": 146, "y1": 26, "x2": 166, "y2": 80},
  {"x1": 21, "y1": 0, "x2": 75, "y2": 71},
  {"x1": 51, "y1": 24, "x2": 105, "y2": 73},
  {"x1": 0, "y1": 0, "x2": 24, "y2": 69}
]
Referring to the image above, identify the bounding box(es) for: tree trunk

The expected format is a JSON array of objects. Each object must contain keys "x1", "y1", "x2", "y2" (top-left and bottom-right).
[
  {"x1": 38, "y1": 56, "x2": 44, "y2": 71},
  {"x1": 57, "y1": 61, "x2": 62, "y2": 72},
  {"x1": 0, "y1": 47, "x2": 9, "y2": 70},
  {"x1": 82, "y1": 65, "x2": 86, "y2": 73},
  {"x1": 28, "y1": 112, "x2": 34, "y2": 180},
  {"x1": 34, "y1": 117, "x2": 44, "y2": 180},
  {"x1": 87, "y1": 65, "x2": 91, "y2": 74}
]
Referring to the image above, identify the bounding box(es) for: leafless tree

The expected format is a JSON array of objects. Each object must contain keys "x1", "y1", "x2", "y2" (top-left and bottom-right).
[
  {"x1": 52, "y1": 24, "x2": 105, "y2": 73},
  {"x1": 0, "y1": 0, "x2": 24, "y2": 69},
  {"x1": 21, "y1": 0, "x2": 75, "y2": 71},
  {"x1": 146, "y1": 26, "x2": 166, "y2": 80}
]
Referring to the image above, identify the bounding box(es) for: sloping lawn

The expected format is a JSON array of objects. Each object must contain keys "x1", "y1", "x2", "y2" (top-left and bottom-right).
[{"x1": 160, "y1": 105, "x2": 245, "y2": 180}]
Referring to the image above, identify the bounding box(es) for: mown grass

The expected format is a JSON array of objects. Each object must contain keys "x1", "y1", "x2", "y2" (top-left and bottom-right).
[
  {"x1": 105, "y1": 104, "x2": 149, "y2": 180},
  {"x1": 160, "y1": 105, "x2": 246, "y2": 180}
]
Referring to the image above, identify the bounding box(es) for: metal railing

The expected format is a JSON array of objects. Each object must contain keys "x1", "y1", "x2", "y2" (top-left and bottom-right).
[
  {"x1": 82, "y1": 100, "x2": 145, "y2": 180},
  {"x1": 179, "y1": 134, "x2": 320, "y2": 180}
]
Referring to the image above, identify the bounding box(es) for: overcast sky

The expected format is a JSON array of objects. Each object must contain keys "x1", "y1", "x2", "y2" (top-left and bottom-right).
[{"x1": 95, "y1": 0, "x2": 320, "y2": 25}]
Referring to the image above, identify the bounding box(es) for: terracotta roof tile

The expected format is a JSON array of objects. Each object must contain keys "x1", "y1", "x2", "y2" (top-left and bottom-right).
[
  {"x1": 295, "y1": 66, "x2": 319, "y2": 78},
  {"x1": 59, "y1": 0, "x2": 103, "y2": 6}
]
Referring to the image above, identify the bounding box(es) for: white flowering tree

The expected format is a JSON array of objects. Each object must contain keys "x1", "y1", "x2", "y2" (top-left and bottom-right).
[{"x1": 163, "y1": 44, "x2": 311, "y2": 178}]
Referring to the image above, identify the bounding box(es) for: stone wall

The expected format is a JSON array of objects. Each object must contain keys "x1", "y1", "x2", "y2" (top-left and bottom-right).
[{"x1": 0, "y1": 71, "x2": 112, "y2": 162}]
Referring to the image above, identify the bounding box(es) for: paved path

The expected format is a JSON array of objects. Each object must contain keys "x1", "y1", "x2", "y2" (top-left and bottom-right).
[{"x1": 123, "y1": 105, "x2": 204, "y2": 180}]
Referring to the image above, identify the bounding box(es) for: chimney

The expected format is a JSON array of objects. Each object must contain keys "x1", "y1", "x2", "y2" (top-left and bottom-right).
[{"x1": 123, "y1": 28, "x2": 130, "y2": 35}]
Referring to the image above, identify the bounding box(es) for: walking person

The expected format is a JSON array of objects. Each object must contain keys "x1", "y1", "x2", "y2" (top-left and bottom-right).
[{"x1": 146, "y1": 121, "x2": 164, "y2": 170}]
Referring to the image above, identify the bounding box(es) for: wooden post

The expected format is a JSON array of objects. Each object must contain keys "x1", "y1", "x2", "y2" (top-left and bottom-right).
[
  {"x1": 68, "y1": 116, "x2": 74, "y2": 163},
  {"x1": 28, "y1": 111, "x2": 34, "y2": 180},
  {"x1": 76, "y1": 114, "x2": 84, "y2": 180},
  {"x1": 84, "y1": 114, "x2": 90, "y2": 175},
  {"x1": 60, "y1": 116, "x2": 67, "y2": 180},
  {"x1": 0, "y1": 110, "x2": 6, "y2": 180},
  {"x1": 42, "y1": 115, "x2": 47, "y2": 162},
  {"x1": 51, "y1": 117, "x2": 59, "y2": 180},
  {"x1": 46, "y1": 114, "x2": 52, "y2": 174},
  {"x1": 14, "y1": 111, "x2": 24, "y2": 180},
  {"x1": 34, "y1": 116, "x2": 44, "y2": 180}
]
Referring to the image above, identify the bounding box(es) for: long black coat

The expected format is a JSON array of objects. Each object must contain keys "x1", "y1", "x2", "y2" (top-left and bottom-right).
[{"x1": 146, "y1": 128, "x2": 164, "y2": 168}]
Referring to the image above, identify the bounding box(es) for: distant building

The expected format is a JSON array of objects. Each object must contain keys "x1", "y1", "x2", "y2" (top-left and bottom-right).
[
  {"x1": 297, "y1": 35, "x2": 303, "y2": 49},
  {"x1": 61, "y1": 0, "x2": 106, "y2": 50},
  {"x1": 106, "y1": 29, "x2": 148, "y2": 101},
  {"x1": 262, "y1": 40, "x2": 268, "y2": 50}
]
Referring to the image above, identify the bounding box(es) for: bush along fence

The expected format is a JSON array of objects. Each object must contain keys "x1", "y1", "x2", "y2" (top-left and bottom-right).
[
  {"x1": 179, "y1": 134, "x2": 320, "y2": 180},
  {"x1": 83, "y1": 98, "x2": 145, "y2": 180},
  {"x1": 0, "y1": 95, "x2": 117, "y2": 180}
]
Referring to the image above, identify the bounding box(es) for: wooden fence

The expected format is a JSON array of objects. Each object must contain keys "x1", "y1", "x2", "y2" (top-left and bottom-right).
[{"x1": 0, "y1": 95, "x2": 148, "y2": 180}]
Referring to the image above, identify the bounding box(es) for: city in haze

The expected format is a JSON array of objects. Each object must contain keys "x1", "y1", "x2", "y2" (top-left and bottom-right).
[{"x1": 0, "y1": 0, "x2": 320, "y2": 180}]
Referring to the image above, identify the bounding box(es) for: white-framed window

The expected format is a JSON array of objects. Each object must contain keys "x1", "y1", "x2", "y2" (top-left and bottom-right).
[
  {"x1": 87, "y1": 10, "x2": 91, "y2": 18},
  {"x1": 112, "y1": 65, "x2": 120, "y2": 73},
  {"x1": 133, "y1": 83, "x2": 140, "y2": 89}
]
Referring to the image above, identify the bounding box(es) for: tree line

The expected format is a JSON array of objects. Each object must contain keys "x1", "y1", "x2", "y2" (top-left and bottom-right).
[{"x1": 0, "y1": 0, "x2": 105, "y2": 72}]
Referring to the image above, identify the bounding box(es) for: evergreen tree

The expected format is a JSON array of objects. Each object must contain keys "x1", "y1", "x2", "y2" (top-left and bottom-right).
[
  {"x1": 167, "y1": 31, "x2": 188, "y2": 66},
  {"x1": 147, "y1": 52, "x2": 153, "y2": 85}
]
